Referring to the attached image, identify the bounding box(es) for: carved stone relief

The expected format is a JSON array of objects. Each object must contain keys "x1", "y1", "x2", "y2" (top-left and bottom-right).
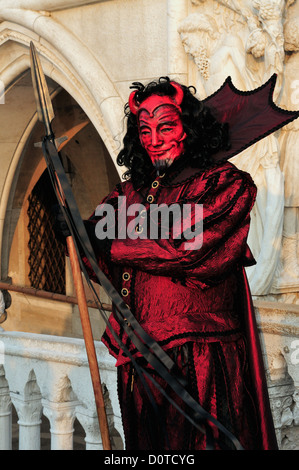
[
  {"x1": 271, "y1": 11, "x2": 299, "y2": 294},
  {"x1": 179, "y1": 0, "x2": 299, "y2": 297},
  {"x1": 180, "y1": 1, "x2": 299, "y2": 449}
]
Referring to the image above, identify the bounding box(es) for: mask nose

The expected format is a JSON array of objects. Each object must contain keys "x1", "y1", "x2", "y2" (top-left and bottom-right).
[{"x1": 151, "y1": 129, "x2": 162, "y2": 147}]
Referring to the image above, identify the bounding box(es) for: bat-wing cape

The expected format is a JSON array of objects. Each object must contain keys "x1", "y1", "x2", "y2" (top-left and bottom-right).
[{"x1": 203, "y1": 74, "x2": 299, "y2": 162}]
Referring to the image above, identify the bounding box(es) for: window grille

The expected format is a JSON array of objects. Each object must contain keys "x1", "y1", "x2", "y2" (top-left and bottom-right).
[{"x1": 27, "y1": 170, "x2": 66, "y2": 294}]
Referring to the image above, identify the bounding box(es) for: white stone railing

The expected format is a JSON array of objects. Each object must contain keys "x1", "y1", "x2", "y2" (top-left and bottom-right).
[
  {"x1": 0, "y1": 328, "x2": 124, "y2": 450},
  {"x1": 1, "y1": 301, "x2": 299, "y2": 451}
]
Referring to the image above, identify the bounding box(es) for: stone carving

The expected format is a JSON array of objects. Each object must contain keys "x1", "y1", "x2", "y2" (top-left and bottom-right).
[
  {"x1": 272, "y1": 13, "x2": 299, "y2": 293},
  {"x1": 270, "y1": 390, "x2": 299, "y2": 449},
  {"x1": 293, "y1": 391, "x2": 299, "y2": 425},
  {"x1": 178, "y1": 12, "x2": 220, "y2": 80},
  {"x1": 179, "y1": 0, "x2": 299, "y2": 295},
  {"x1": 179, "y1": 6, "x2": 299, "y2": 445}
]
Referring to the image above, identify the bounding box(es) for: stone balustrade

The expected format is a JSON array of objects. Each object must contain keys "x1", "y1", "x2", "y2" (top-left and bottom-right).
[
  {"x1": 1, "y1": 300, "x2": 299, "y2": 450},
  {"x1": 0, "y1": 328, "x2": 124, "y2": 450}
]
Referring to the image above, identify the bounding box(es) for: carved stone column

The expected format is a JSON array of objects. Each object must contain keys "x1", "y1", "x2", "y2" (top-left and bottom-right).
[
  {"x1": 0, "y1": 367, "x2": 12, "y2": 450},
  {"x1": 42, "y1": 399, "x2": 79, "y2": 450},
  {"x1": 11, "y1": 393, "x2": 42, "y2": 450},
  {"x1": 76, "y1": 405, "x2": 102, "y2": 450},
  {"x1": 269, "y1": 383, "x2": 295, "y2": 448}
]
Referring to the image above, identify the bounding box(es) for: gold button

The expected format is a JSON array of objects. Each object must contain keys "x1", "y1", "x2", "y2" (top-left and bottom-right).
[
  {"x1": 147, "y1": 194, "x2": 154, "y2": 203},
  {"x1": 135, "y1": 225, "x2": 143, "y2": 233},
  {"x1": 122, "y1": 272, "x2": 130, "y2": 281},
  {"x1": 121, "y1": 288, "x2": 129, "y2": 297},
  {"x1": 140, "y1": 209, "x2": 147, "y2": 218},
  {"x1": 152, "y1": 180, "x2": 159, "y2": 188}
]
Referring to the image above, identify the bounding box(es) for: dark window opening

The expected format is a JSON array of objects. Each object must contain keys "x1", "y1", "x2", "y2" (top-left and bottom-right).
[{"x1": 27, "y1": 170, "x2": 66, "y2": 294}]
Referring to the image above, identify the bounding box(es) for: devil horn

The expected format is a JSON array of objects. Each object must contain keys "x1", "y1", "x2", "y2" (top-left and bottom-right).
[
  {"x1": 128, "y1": 90, "x2": 140, "y2": 115},
  {"x1": 128, "y1": 81, "x2": 184, "y2": 115},
  {"x1": 170, "y1": 82, "x2": 184, "y2": 106}
]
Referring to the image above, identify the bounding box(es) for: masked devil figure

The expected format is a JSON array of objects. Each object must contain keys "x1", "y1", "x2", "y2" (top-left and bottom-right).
[{"x1": 71, "y1": 78, "x2": 280, "y2": 450}]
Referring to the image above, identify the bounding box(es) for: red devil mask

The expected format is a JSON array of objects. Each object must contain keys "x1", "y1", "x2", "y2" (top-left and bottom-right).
[{"x1": 128, "y1": 82, "x2": 187, "y2": 172}]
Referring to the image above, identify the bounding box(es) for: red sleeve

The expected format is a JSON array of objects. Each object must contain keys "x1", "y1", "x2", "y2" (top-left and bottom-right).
[{"x1": 110, "y1": 168, "x2": 257, "y2": 286}]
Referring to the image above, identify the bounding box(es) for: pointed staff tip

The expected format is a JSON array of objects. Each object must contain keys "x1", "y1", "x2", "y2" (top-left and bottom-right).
[{"x1": 29, "y1": 41, "x2": 55, "y2": 137}]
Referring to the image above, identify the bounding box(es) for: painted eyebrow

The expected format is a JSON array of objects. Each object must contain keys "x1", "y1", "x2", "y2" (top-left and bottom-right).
[
  {"x1": 139, "y1": 118, "x2": 180, "y2": 128},
  {"x1": 158, "y1": 120, "x2": 178, "y2": 126},
  {"x1": 139, "y1": 122, "x2": 151, "y2": 129}
]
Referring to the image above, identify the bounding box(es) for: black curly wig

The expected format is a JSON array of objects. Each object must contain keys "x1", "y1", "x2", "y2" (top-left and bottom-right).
[{"x1": 117, "y1": 77, "x2": 230, "y2": 189}]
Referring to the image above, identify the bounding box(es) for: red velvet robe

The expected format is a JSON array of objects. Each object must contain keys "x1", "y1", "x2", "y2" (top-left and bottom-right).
[{"x1": 84, "y1": 160, "x2": 278, "y2": 450}]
